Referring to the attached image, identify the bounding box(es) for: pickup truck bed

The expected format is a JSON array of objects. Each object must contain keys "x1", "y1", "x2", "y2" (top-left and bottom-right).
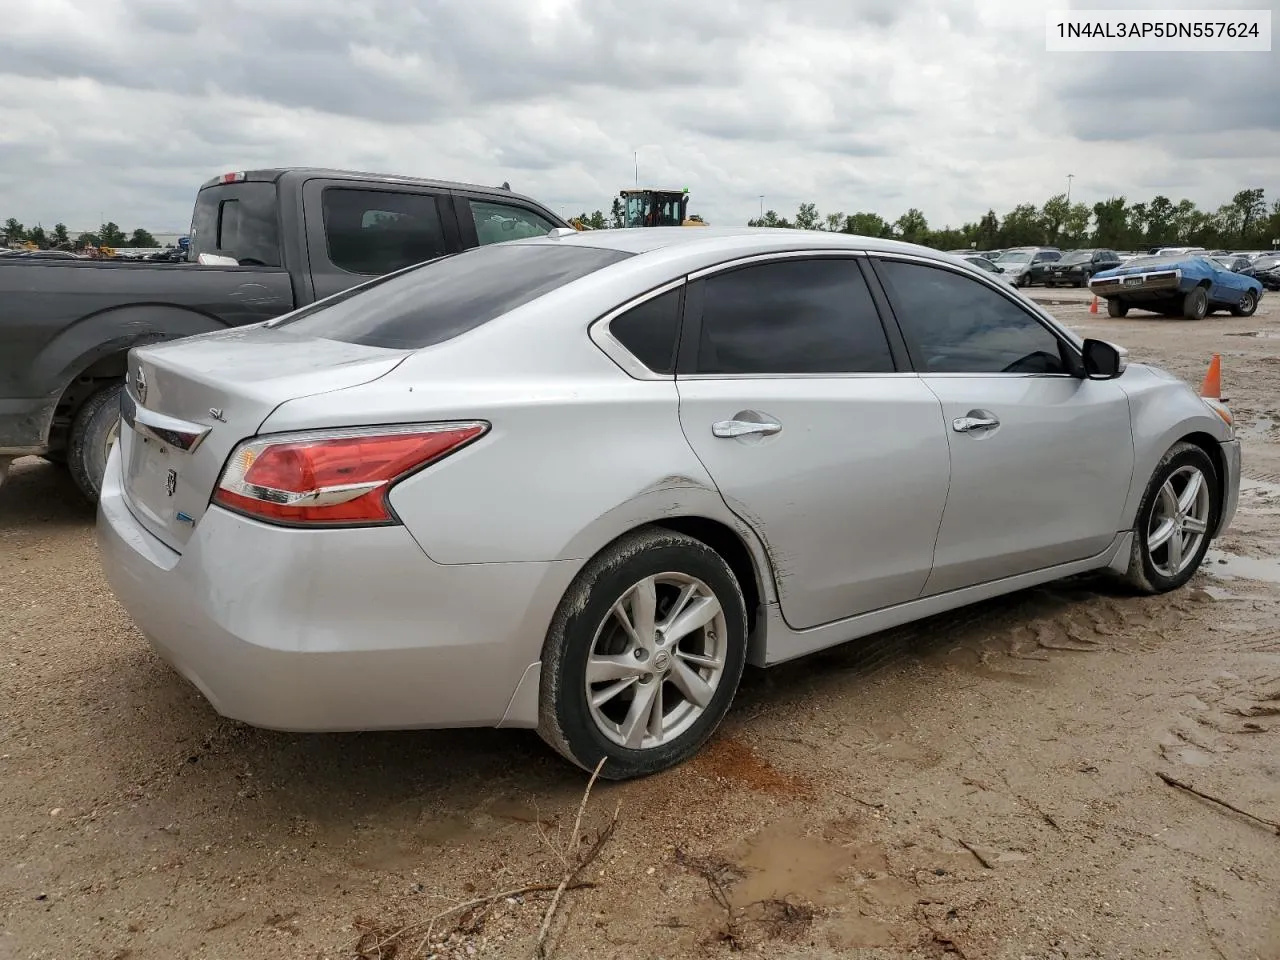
[{"x1": 0, "y1": 167, "x2": 567, "y2": 499}]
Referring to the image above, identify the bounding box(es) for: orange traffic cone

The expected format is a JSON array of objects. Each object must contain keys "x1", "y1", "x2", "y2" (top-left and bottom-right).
[
  {"x1": 1199, "y1": 354, "x2": 1222, "y2": 399},
  {"x1": 1089, "y1": 296, "x2": 1099, "y2": 314}
]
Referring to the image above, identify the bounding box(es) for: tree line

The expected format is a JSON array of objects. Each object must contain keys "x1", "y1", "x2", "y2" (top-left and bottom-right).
[
  {"x1": 573, "y1": 189, "x2": 1279, "y2": 252},
  {"x1": 2, "y1": 219, "x2": 159, "y2": 250}
]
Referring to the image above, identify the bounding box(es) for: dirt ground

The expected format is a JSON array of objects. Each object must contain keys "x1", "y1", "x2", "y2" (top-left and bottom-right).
[{"x1": 3, "y1": 290, "x2": 1279, "y2": 960}]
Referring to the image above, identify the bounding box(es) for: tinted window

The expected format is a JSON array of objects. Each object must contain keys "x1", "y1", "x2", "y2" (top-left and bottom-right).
[
  {"x1": 275, "y1": 244, "x2": 631, "y2": 349},
  {"x1": 877, "y1": 260, "x2": 1069, "y2": 375},
  {"x1": 609, "y1": 288, "x2": 682, "y2": 374},
  {"x1": 695, "y1": 259, "x2": 894, "y2": 375},
  {"x1": 189, "y1": 182, "x2": 281, "y2": 266},
  {"x1": 322, "y1": 188, "x2": 448, "y2": 276},
  {"x1": 468, "y1": 199, "x2": 558, "y2": 245}
]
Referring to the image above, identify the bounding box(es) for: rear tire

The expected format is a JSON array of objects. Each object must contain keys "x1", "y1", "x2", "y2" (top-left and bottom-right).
[
  {"x1": 537, "y1": 528, "x2": 748, "y2": 780},
  {"x1": 1107, "y1": 298, "x2": 1128, "y2": 318},
  {"x1": 1182, "y1": 286, "x2": 1209, "y2": 321},
  {"x1": 68, "y1": 382, "x2": 123, "y2": 503},
  {"x1": 1230, "y1": 290, "x2": 1258, "y2": 317},
  {"x1": 1121, "y1": 442, "x2": 1219, "y2": 595}
]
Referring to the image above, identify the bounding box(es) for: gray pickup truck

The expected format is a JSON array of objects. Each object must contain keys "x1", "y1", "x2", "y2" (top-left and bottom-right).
[{"x1": 0, "y1": 168, "x2": 568, "y2": 499}]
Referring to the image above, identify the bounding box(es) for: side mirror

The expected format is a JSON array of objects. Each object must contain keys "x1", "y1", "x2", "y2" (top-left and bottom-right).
[
  {"x1": 995, "y1": 266, "x2": 1005, "y2": 273},
  {"x1": 1082, "y1": 338, "x2": 1127, "y2": 380}
]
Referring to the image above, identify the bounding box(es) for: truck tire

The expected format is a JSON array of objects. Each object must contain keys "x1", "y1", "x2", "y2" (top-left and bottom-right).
[
  {"x1": 1182, "y1": 286, "x2": 1209, "y2": 321},
  {"x1": 1106, "y1": 298, "x2": 1128, "y2": 318},
  {"x1": 69, "y1": 382, "x2": 123, "y2": 503}
]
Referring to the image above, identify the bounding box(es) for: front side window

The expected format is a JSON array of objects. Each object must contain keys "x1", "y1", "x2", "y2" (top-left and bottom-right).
[
  {"x1": 322, "y1": 188, "x2": 448, "y2": 276},
  {"x1": 694, "y1": 258, "x2": 895, "y2": 375},
  {"x1": 468, "y1": 200, "x2": 557, "y2": 246},
  {"x1": 876, "y1": 260, "x2": 1070, "y2": 375}
]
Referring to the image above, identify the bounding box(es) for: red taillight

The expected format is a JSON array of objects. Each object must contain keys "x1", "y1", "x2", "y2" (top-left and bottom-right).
[
  {"x1": 212, "y1": 423, "x2": 487, "y2": 526},
  {"x1": 221, "y1": 171, "x2": 246, "y2": 183}
]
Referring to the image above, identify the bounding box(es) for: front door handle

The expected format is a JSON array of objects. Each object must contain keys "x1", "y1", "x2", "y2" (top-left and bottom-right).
[
  {"x1": 713, "y1": 418, "x2": 782, "y2": 439},
  {"x1": 952, "y1": 415, "x2": 1000, "y2": 433}
]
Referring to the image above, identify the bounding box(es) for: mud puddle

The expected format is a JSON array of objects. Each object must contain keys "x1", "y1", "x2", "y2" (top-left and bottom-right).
[{"x1": 1204, "y1": 549, "x2": 1280, "y2": 585}]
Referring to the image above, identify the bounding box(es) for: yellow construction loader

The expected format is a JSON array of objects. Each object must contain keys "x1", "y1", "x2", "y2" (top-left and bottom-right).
[{"x1": 619, "y1": 188, "x2": 707, "y2": 227}]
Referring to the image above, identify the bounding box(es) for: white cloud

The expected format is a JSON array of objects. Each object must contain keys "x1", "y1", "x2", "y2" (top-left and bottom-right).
[{"x1": 0, "y1": 0, "x2": 1276, "y2": 234}]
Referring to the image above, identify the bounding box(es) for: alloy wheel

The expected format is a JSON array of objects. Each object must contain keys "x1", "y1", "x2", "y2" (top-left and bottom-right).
[
  {"x1": 1146, "y1": 465, "x2": 1211, "y2": 578},
  {"x1": 585, "y1": 572, "x2": 728, "y2": 750}
]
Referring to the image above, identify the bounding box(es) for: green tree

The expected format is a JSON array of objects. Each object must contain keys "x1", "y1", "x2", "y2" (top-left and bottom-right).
[
  {"x1": 748, "y1": 209, "x2": 793, "y2": 228},
  {"x1": 75, "y1": 232, "x2": 99, "y2": 249},
  {"x1": 998, "y1": 203, "x2": 1042, "y2": 246},
  {"x1": 844, "y1": 212, "x2": 891, "y2": 237},
  {"x1": 1232, "y1": 188, "x2": 1266, "y2": 245},
  {"x1": 823, "y1": 212, "x2": 845, "y2": 233},
  {"x1": 894, "y1": 207, "x2": 929, "y2": 244},
  {"x1": 28, "y1": 225, "x2": 49, "y2": 248},
  {"x1": 586, "y1": 210, "x2": 607, "y2": 230},
  {"x1": 3, "y1": 218, "x2": 26, "y2": 244},
  {"x1": 1091, "y1": 197, "x2": 1128, "y2": 247},
  {"x1": 98, "y1": 222, "x2": 127, "y2": 247},
  {"x1": 1144, "y1": 196, "x2": 1175, "y2": 246},
  {"x1": 975, "y1": 210, "x2": 1000, "y2": 248},
  {"x1": 130, "y1": 228, "x2": 158, "y2": 247},
  {"x1": 1041, "y1": 193, "x2": 1070, "y2": 245},
  {"x1": 794, "y1": 202, "x2": 821, "y2": 231},
  {"x1": 51, "y1": 223, "x2": 70, "y2": 249},
  {"x1": 1061, "y1": 203, "x2": 1092, "y2": 247},
  {"x1": 609, "y1": 198, "x2": 624, "y2": 229}
]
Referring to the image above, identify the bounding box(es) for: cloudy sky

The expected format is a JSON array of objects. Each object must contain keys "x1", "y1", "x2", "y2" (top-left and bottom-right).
[{"x1": 1, "y1": 0, "x2": 1276, "y2": 234}]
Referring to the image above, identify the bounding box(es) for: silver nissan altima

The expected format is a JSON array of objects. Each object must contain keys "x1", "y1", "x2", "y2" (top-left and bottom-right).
[{"x1": 97, "y1": 227, "x2": 1241, "y2": 779}]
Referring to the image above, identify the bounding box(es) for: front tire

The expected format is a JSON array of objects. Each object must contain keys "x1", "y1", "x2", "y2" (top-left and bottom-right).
[
  {"x1": 537, "y1": 528, "x2": 748, "y2": 780},
  {"x1": 1107, "y1": 298, "x2": 1129, "y2": 318},
  {"x1": 1122, "y1": 442, "x2": 1218, "y2": 595},
  {"x1": 1182, "y1": 286, "x2": 1209, "y2": 321},
  {"x1": 68, "y1": 382, "x2": 123, "y2": 503},
  {"x1": 1230, "y1": 290, "x2": 1258, "y2": 317}
]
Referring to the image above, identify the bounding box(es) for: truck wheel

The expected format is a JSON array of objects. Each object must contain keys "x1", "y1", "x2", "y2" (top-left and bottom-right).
[
  {"x1": 69, "y1": 382, "x2": 123, "y2": 503},
  {"x1": 1230, "y1": 291, "x2": 1258, "y2": 317},
  {"x1": 1182, "y1": 286, "x2": 1209, "y2": 321},
  {"x1": 1107, "y1": 299, "x2": 1128, "y2": 318}
]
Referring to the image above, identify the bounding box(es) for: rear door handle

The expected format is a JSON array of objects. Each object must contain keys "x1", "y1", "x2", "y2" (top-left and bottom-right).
[
  {"x1": 713, "y1": 418, "x2": 782, "y2": 439},
  {"x1": 952, "y1": 415, "x2": 1000, "y2": 433}
]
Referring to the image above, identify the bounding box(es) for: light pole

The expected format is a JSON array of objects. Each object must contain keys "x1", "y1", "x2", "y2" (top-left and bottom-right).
[
  {"x1": 1066, "y1": 174, "x2": 1074, "y2": 203},
  {"x1": 758, "y1": 196, "x2": 764, "y2": 220}
]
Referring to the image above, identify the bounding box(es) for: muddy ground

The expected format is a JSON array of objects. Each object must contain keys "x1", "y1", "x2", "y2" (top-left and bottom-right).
[{"x1": 3, "y1": 291, "x2": 1279, "y2": 960}]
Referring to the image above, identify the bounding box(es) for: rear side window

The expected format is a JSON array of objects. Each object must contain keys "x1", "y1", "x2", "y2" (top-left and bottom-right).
[
  {"x1": 608, "y1": 288, "x2": 682, "y2": 374},
  {"x1": 274, "y1": 244, "x2": 632, "y2": 349},
  {"x1": 189, "y1": 182, "x2": 281, "y2": 266},
  {"x1": 322, "y1": 188, "x2": 448, "y2": 276},
  {"x1": 694, "y1": 258, "x2": 894, "y2": 375}
]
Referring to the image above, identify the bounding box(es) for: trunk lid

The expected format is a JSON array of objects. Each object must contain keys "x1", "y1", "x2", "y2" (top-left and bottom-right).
[{"x1": 119, "y1": 325, "x2": 409, "y2": 551}]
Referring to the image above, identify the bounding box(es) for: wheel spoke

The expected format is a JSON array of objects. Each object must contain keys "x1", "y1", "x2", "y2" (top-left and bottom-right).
[
  {"x1": 647, "y1": 681, "x2": 666, "y2": 740},
  {"x1": 1157, "y1": 480, "x2": 1179, "y2": 520},
  {"x1": 670, "y1": 658, "x2": 714, "y2": 708},
  {"x1": 676, "y1": 649, "x2": 724, "y2": 670},
  {"x1": 1182, "y1": 516, "x2": 1208, "y2": 535},
  {"x1": 610, "y1": 600, "x2": 643, "y2": 649},
  {"x1": 591, "y1": 676, "x2": 637, "y2": 709},
  {"x1": 620, "y1": 680, "x2": 659, "y2": 748},
  {"x1": 1148, "y1": 518, "x2": 1176, "y2": 550},
  {"x1": 587, "y1": 654, "x2": 646, "y2": 685},
  {"x1": 1168, "y1": 527, "x2": 1185, "y2": 570},
  {"x1": 1177, "y1": 471, "x2": 1204, "y2": 514},
  {"x1": 627, "y1": 577, "x2": 658, "y2": 643},
  {"x1": 663, "y1": 593, "x2": 722, "y2": 645}
]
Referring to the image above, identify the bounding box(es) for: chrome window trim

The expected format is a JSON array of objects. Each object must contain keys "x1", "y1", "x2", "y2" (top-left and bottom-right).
[
  {"x1": 677, "y1": 372, "x2": 920, "y2": 381},
  {"x1": 687, "y1": 248, "x2": 868, "y2": 281},
  {"x1": 588, "y1": 277, "x2": 687, "y2": 381}
]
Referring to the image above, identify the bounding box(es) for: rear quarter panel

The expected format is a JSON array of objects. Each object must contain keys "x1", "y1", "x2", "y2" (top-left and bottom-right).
[{"x1": 1117, "y1": 364, "x2": 1233, "y2": 527}]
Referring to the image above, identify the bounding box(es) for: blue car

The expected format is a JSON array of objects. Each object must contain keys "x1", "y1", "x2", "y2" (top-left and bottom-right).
[{"x1": 1088, "y1": 254, "x2": 1264, "y2": 320}]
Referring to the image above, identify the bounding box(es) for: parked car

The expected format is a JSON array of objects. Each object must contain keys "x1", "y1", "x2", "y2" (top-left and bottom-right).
[
  {"x1": 963, "y1": 255, "x2": 1017, "y2": 286},
  {"x1": 0, "y1": 168, "x2": 569, "y2": 498},
  {"x1": 1208, "y1": 255, "x2": 1253, "y2": 273},
  {"x1": 97, "y1": 227, "x2": 1241, "y2": 780},
  {"x1": 1245, "y1": 255, "x2": 1280, "y2": 291},
  {"x1": 1040, "y1": 248, "x2": 1122, "y2": 288},
  {"x1": 993, "y1": 247, "x2": 1060, "y2": 286},
  {"x1": 1089, "y1": 254, "x2": 1264, "y2": 319}
]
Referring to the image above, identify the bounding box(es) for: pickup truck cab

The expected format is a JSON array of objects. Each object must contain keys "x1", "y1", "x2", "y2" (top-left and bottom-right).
[{"x1": 0, "y1": 168, "x2": 568, "y2": 499}]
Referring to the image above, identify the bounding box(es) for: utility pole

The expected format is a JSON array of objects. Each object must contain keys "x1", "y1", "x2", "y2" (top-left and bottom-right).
[
  {"x1": 1066, "y1": 174, "x2": 1074, "y2": 203},
  {"x1": 759, "y1": 195, "x2": 764, "y2": 220},
  {"x1": 634, "y1": 152, "x2": 639, "y2": 187}
]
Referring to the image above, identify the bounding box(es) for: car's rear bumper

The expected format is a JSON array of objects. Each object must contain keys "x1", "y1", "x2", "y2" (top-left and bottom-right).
[
  {"x1": 1215, "y1": 438, "x2": 1242, "y2": 537},
  {"x1": 96, "y1": 445, "x2": 577, "y2": 731}
]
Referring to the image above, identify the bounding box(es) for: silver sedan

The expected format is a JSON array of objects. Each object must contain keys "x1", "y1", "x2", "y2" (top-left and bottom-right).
[{"x1": 98, "y1": 227, "x2": 1241, "y2": 779}]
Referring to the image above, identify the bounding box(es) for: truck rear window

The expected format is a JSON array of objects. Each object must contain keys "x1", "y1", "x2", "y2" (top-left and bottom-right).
[
  {"x1": 189, "y1": 182, "x2": 282, "y2": 267},
  {"x1": 273, "y1": 243, "x2": 632, "y2": 349}
]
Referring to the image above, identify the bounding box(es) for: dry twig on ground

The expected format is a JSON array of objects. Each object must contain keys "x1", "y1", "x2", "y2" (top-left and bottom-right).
[{"x1": 1156, "y1": 771, "x2": 1280, "y2": 835}]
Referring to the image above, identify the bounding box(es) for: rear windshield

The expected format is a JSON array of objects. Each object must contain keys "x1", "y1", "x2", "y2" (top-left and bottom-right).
[
  {"x1": 189, "y1": 182, "x2": 282, "y2": 266},
  {"x1": 273, "y1": 243, "x2": 633, "y2": 349}
]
